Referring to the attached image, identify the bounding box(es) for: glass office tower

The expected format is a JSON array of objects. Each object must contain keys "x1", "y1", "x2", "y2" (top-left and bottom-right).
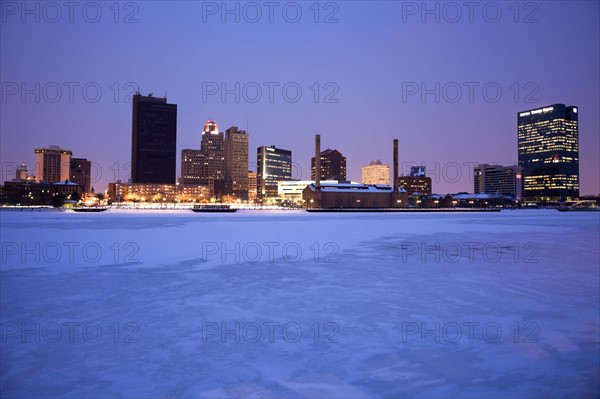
[
  {"x1": 517, "y1": 104, "x2": 579, "y2": 201},
  {"x1": 257, "y1": 146, "x2": 292, "y2": 199}
]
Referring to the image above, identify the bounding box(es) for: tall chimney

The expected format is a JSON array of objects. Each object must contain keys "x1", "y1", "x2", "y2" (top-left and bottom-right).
[
  {"x1": 315, "y1": 134, "x2": 321, "y2": 188},
  {"x1": 393, "y1": 139, "x2": 398, "y2": 191}
]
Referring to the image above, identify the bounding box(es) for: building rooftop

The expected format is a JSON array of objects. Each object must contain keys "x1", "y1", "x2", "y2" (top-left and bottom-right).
[
  {"x1": 34, "y1": 147, "x2": 72, "y2": 154},
  {"x1": 135, "y1": 93, "x2": 168, "y2": 103},
  {"x1": 451, "y1": 193, "x2": 514, "y2": 200},
  {"x1": 367, "y1": 160, "x2": 384, "y2": 166},
  {"x1": 53, "y1": 181, "x2": 79, "y2": 186},
  {"x1": 306, "y1": 182, "x2": 406, "y2": 193}
]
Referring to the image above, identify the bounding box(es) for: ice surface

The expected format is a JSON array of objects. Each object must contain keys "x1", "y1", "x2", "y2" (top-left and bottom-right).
[{"x1": 1, "y1": 209, "x2": 599, "y2": 398}]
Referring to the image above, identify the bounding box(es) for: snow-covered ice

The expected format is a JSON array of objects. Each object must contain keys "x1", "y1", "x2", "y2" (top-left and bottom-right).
[{"x1": 1, "y1": 209, "x2": 598, "y2": 398}]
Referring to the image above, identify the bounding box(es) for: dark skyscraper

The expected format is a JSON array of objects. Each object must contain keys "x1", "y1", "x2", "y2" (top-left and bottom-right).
[
  {"x1": 257, "y1": 146, "x2": 292, "y2": 199},
  {"x1": 131, "y1": 93, "x2": 177, "y2": 184},
  {"x1": 518, "y1": 104, "x2": 579, "y2": 201},
  {"x1": 311, "y1": 149, "x2": 346, "y2": 181},
  {"x1": 70, "y1": 158, "x2": 92, "y2": 193}
]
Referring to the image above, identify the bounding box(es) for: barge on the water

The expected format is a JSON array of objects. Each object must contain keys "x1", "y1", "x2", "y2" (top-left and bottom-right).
[{"x1": 192, "y1": 205, "x2": 237, "y2": 213}]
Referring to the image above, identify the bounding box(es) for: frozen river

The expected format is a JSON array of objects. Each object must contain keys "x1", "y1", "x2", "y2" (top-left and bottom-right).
[{"x1": 1, "y1": 209, "x2": 599, "y2": 398}]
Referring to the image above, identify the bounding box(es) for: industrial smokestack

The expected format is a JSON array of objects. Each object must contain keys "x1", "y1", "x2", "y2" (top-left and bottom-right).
[
  {"x1": 393, "y1": 139, "x2": 398, "y2": 191},
  {"x1": 315, "y1": 134, "x2": 321, "y2": 188}
]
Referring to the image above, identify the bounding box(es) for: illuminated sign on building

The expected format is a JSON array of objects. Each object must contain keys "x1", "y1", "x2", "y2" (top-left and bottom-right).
[{"x1": 519, "y1": 107, "x2": 554, "y2": 118}]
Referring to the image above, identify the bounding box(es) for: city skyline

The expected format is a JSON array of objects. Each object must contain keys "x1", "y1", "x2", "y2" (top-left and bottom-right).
[
  {"x1": 3, "y1": 101, "x2": 592, "y2": 198},
  {"x1": 1, "y1": 2, "x2": 598, "y2": 195},
  {"x1": 2, "y1": 3, "x2": 599, "y2": 397}
]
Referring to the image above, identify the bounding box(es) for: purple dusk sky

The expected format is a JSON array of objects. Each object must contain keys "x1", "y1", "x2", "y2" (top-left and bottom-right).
[{"x1": 1, "y1": 1, "x2": 598, "y2": 194}]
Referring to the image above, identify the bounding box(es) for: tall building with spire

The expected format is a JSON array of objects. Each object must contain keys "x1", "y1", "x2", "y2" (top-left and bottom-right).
[
  {"x1": 203, "y1": 120, "x2": 219, "y2": 135},
  {"x1": 518, "y1": 104, "x2": 579, "y2": 201},
  {"x1": 181, "y1": 119, "x2": 225, "y2": 191},
  {"x1": 200, "y1": 120, "x2": 225, "y2": 184}
]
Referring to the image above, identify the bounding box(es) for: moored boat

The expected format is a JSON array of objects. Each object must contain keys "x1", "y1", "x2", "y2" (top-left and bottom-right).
[
  {"x1": 72, "y1": 206, "x2": 109, "y2": 212},
  {"x1": 557, "y1": 206, "x2": 600, "y2": 212},
  {"x1": 192, "y1": 204, "x2": 237, "y2": 213}
]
